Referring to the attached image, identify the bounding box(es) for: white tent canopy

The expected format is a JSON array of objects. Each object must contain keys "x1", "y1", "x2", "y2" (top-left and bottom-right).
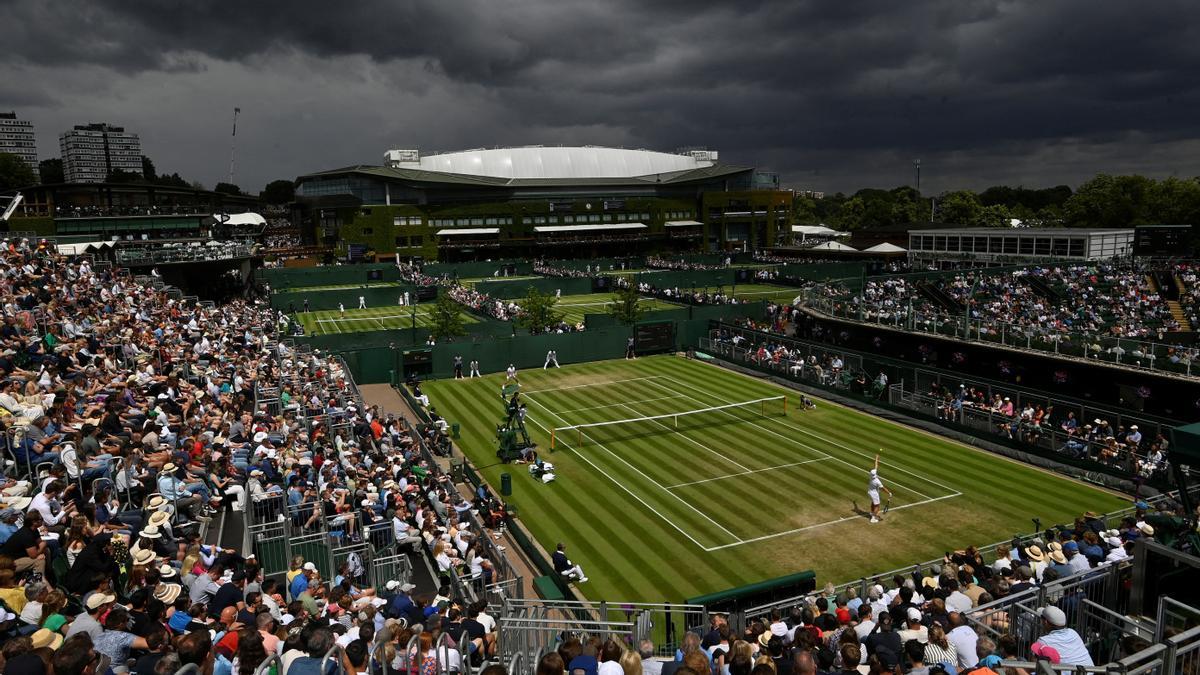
[
  {"x1": 213, "y1": 212, "x2": 266, "y2": 226},
  {"x1": 791, "y1": 225, "x2": 846, "y2": 236},
  {"x1": 809, "y1": 241, "x2": 858, "y2": 252},
  {"x1": 56, "y1": 241, "x2": 115, "y2": 256},
  {"x1": 864, "y1": 242, "x2": 907, "y2": 253}
]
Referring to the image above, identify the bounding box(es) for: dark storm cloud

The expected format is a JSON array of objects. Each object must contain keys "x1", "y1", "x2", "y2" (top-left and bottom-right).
[{"x1": 2, "y1": 0, "x2": 1198, "y2": 192}]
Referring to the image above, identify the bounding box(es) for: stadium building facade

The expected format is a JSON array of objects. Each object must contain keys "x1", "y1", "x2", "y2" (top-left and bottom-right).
[{"x1": 294, "y1": 146, "x2": 792, "y2": 261}]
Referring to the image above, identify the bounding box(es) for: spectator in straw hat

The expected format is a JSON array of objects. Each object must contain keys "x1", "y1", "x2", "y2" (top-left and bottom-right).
[{"x1": 1024, "y1": 544, "x2": 1047, "y2": 582}]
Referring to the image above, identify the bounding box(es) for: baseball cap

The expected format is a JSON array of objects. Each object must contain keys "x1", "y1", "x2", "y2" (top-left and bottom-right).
[
  {"x1": 303, "y1": 562, "x2": 318, "y2": 572},
  {"x1": 1062, "y1": 541, "x2": 1078, "y2": 552},
  {"x1": 1039, "y1": 606, "x2": 1067, "y2": 627},
  {"x1": 906, "y1": 607, "x2": 922, "y2": 622},
  {"x1": 400, "y1": 583, "x2": 416, "y2": 592},
  {"x1": 86, "y1": 593, "x2": 116, "y2": 610}
]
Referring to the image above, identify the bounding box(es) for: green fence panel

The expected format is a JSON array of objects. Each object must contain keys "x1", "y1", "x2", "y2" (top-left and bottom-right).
[
  {"x1": 635, "y1": 269, "x2": 738, "y2": 288},
  {"x1": 475, "y1": 276, "x2": 592, "y2": 300},
  {"x1": 424, "y1": 259, "x2": 533, "y2": 279},
  {"x1": 546, "y1": 257, "x2": 645, "y2": 272},
  {"x1": 260, "y1": 263, "x2": 400, "y2": 290}
]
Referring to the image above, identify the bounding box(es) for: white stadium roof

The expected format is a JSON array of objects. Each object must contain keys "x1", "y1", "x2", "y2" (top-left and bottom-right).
[{"x1": 385, "y1": 146, "x2": 718, "y2": 180}]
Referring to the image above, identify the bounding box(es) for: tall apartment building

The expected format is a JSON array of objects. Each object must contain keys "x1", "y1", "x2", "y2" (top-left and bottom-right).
[
  {"x1": 0, "y1": 112, "x2": 39, "y2": 182},
  {"x1": 59, "y1": 123, "x2": 142, "y2": 183}
]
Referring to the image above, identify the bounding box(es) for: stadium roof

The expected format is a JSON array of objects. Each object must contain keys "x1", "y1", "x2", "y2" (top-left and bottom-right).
[
  {"x1": 297, "y1": 148, "x2": 748, "y2": 186},
  {"x1": 403, "y1": 146, "x2": 715, "y2": 180}
]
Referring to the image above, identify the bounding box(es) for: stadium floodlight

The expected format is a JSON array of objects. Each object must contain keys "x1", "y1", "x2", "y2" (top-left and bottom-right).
[{"x1": 550, "y1": 395, "x2": 786, "y2": 449}]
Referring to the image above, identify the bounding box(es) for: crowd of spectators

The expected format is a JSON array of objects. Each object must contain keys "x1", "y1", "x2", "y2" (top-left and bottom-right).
[
  {"x1": 924, "y1": 383, "x2": 1170, "y2": 480},
  {"x1": 721, "y1": 504, "x2": 1181, "y2": 674},
  {"x1": 843, "y1": 265, "x2": 1197, "y2": 344},
  {"x1": 646, "y1": 257, "x2": 731, "y2": 271},
  {"x1": 0, "y1": 242, "x2": 515, "y2": 675},
  {"x1": 54, "y1": 205, "x2": 213, "y2": 219}
]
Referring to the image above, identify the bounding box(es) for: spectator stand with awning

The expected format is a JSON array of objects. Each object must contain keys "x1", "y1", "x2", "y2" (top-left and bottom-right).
[
  {"x1": 533, "y1": 223, "x2": 647, "y2": 233},
  {"x1": 532, "y1": 222, "x2": 651, "y2": 247},
  {"x1": 862, "y1": 242, "x2": 907, "y2": 254}
]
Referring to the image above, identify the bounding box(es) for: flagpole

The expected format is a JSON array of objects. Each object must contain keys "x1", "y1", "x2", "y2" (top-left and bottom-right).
[{"x1": 228, "y1": 107, "x2": 240, "y2": 185}]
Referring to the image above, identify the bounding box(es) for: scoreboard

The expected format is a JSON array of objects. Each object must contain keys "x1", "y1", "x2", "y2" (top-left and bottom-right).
[
  {"x1": 635, "y1": 321, "x2": 675, "y2": 352},
  {"x1": 1135, "y1": 225, "x2": 1193, "y2": 257}
]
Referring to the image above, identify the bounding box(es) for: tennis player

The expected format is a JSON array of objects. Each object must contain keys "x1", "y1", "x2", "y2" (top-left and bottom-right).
[{"x1": 868, "y1": 453, "x2": 893, "y2": 523}]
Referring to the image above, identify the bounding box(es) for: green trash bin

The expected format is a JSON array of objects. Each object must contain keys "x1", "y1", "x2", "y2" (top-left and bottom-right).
[
  {"x1": 449, "y1": 458, "x2": 463, "y2": 483},
  {"x1": 451, "y1": 422, "x2": 460, "y2": 439},
  {"x1": 500, "y1": 472, "x2": 512, "y2": 497}
]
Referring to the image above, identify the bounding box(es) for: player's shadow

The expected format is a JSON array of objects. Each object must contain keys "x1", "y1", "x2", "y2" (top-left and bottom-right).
[{"x1": 850, "y1": 500, "x2": 872, "y2": 519}]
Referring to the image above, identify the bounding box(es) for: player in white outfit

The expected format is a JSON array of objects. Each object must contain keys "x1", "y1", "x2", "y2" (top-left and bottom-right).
[
  {"x1": 358, "y1": 295, "x2": 366, "y2": 309},
  {"x1": 868, "y1": 453, "x2": 893, "y2": 523},
  {"x1": 544, "y1": 350, "x2": 559, "y2": 369},
  {"x1": 506, "y1": 364, "x2": 517, "y2": 381}
]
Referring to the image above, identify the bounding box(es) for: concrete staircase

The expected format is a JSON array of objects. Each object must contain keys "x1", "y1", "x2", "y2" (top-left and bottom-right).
[{"x1": 1168, "y1": 301, "x2": 1191, "y2": 331}]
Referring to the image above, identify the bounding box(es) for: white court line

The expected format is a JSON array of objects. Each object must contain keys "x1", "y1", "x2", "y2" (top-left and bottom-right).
[
  {"x1": 615, "y1": 402, "x2": 753, "y2": 473},
  {"x1": 644, "y1": 376, "x2": 939, "y2": 501},
  {"x1": 316, "y1": 313, "x2": 422, "y2": 323},
  {"x1": 690, "y1": 373, "x2": 963, "y2": 496},
  {"x1": 704, "y1": 493, "x2": 962, "y2": 551},
  {"x1": 522, "y1": 375, "x2": 666, "y2": 394},
  {"x1": 522, "y1": 393, "x2": 743, "y2": 547},
  {"x1": 557, "y1": 394, "x2": 685, "y2": 414},
  {"x1": 664, "y1": 456, "x2": 833, "y2": 489}
]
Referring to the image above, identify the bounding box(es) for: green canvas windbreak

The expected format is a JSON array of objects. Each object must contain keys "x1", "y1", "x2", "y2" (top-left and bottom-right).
[
  {"x1": 475, "y1": 276, "x2": 592, "y2": 299},
  {"x1": 269, "y1": 285, "x2": 426, "y2": 311},
  {"x1": 259, "y1": 263, "x2": 401, "y2": 290}
]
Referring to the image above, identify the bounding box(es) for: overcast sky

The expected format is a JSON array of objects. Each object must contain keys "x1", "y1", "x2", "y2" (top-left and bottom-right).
[{"x1": 4, "y1": 0, "x2": 1199, "y2": 194}]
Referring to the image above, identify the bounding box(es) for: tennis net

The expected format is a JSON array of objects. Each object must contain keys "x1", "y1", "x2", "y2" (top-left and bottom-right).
[{"x1": 550, "y1": 395, "x2": 786, "y2": 449}]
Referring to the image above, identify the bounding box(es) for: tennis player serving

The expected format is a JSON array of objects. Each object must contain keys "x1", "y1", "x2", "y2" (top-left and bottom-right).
[{"x1": 868, "y1": 452, "x2": 893, "y2": 523}]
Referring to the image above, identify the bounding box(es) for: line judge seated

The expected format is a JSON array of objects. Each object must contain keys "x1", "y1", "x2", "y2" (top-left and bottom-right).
[{"x1": 552, "y1": 543, "x2": 588, "y2": 584}]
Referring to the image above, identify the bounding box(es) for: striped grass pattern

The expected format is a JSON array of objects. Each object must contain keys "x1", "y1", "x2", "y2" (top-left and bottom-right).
[
  {"x1": 293, "y1": 304, "x2": 478, "y2": 335},
  {"x1": 423, "y1": 355, "x2": 1129, "y2": 602},
  {"x1": 552, "y1": 293, "x2": 684, "y2": 325}
]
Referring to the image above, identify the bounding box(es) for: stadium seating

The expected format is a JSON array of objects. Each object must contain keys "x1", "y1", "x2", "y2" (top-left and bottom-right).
[{"x1": 0, "y1": 245, "x2": 1196, "y2": 675}]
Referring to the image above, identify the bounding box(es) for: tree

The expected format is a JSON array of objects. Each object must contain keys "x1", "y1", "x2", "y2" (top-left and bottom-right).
[
  {"x1": 141, "y1": 156, "x2": 157, "y2": 181},
  {"x1": 38, "y1": 158, "x2": 63, "y2": 185},
  {"x1": 213, "y1": 182, "x2": 242, "y2": 196},
  {"x1": 189, "y1": 181, "x2": 207, "y2": 191},
  {"x1": 107, "y1": 168, "x2": 143, "y2": 183},
  {"x1": 428, "y1": 294, "x2": 467, "y2": 342},
  {"x1": 1063, "y1": 174, "x2": 1153, "y2": 228},
  {"x1": 515, "y1": 287, "x2": 564, "y2": 334},
  {"x1": 608, "y1": 284, "x2": 647, "y2": 331},
  {"x1": 260, "y1": 179, "x2": 296, "y2": 204},
  {"x1": 936, "y1": 190, "x2": 983, "y2": 225},
  {"x1": 156, "y1": 172, "x2": 189, "y2": 188},
  {"x1": 0, "y1": 153, "x2": 37, "y2": 192}
]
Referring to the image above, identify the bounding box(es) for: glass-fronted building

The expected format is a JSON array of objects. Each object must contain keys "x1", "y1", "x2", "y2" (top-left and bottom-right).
[{"x1": 907, "y1": 227, "x2": 1134, "y2": 265}]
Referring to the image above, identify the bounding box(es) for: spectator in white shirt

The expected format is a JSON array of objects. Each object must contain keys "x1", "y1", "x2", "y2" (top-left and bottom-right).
[{"x1": 946, "y1": 613, "x2": 979, "y2": 670}]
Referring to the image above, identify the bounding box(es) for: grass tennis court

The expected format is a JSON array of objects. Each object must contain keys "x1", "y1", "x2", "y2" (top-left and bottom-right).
[
  {"x1": 553, "y1": 292, "x2": 684, "y2": 325},
  {"x1": 423, "y1": 356, "x2": 1129, "y2": 602},
  {"x1": 293, "y1": 304, "x2": 478, "y2": 335},
  {"x1": 459, "y1": 275, "x2": 541, "y2": 286},
  {"x1": 288, "y1": 281, "x2": 402, "y2": 292}
]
